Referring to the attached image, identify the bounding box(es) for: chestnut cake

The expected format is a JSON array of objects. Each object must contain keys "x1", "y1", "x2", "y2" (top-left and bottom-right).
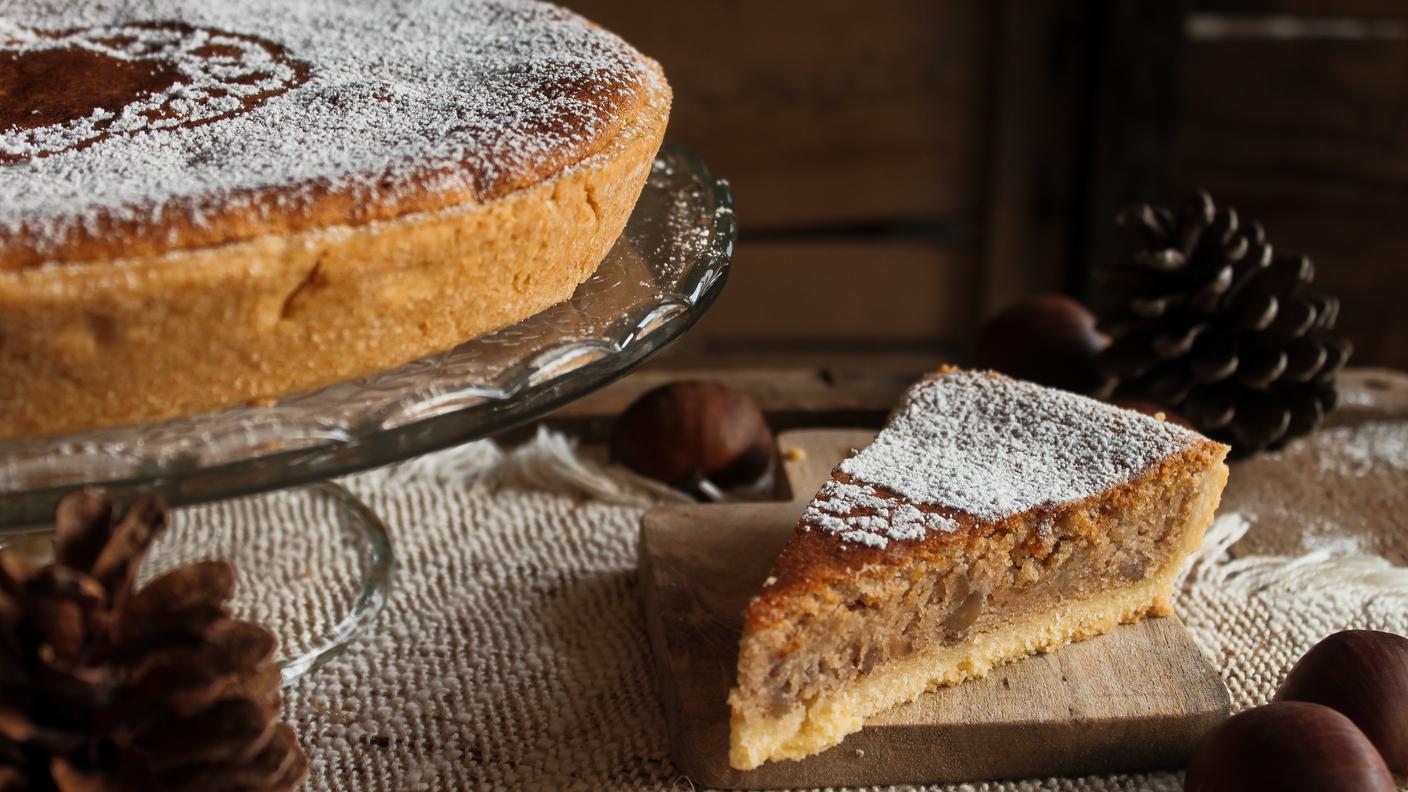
[
  {"x1": 0, "y1": 0, "x2": 670, "y2": 439},
  {"x1": 729, "y1": 368, "x2": 1230, "y2": 770}
]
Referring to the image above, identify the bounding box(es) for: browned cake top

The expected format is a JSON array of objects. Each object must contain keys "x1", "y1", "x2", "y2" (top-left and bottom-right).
[
  {"x1": 0, "y1": 0, "x2": 660, "y2": 269},
  {"x1": 804, "y1": 369, "x2": 1202, "y2": 546}
]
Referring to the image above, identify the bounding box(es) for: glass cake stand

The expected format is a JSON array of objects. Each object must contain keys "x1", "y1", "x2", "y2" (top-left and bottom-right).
[{"x1": 0, "y1": 144, "x2": 734, "y2": 680}]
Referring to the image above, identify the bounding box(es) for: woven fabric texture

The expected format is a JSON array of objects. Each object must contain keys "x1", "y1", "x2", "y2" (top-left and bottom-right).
[{"x1": 154, "y1": 414, "x2": 1407, "y2": 792}]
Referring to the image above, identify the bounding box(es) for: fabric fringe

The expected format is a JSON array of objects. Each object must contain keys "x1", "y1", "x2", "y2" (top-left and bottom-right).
[
  {"x1": 476, "y1": 427, "x2": 692, "y2": 506},
  {"x1": 385, "y1": 429, "x2": 1406, "y2": 598},
  {"x1": 378, "y1": 439, "x2": 504, "y2": 486},
  {"x1": 382, "y1": 426, "x2": 690, "y2": 506},
  {"x1": 1182, "y1": 512, "x2": 1408, "y2": 602}
]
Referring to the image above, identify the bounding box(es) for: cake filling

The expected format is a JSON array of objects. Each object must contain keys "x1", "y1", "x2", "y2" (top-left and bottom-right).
[
  {"x1": 735, "y1": 456, "x2": 1205, "y2": 721},
  {"x1": 729, "y1": 369, "x2": 1230, "y2": 770}
]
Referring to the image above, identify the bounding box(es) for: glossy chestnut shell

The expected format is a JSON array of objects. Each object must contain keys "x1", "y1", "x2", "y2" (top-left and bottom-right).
[
  {"x1": 1184, "y1": 701, "x2": 1395, "y2": 792},
  {"x1": 973, "y1": 294, "x2": 1109, "y2": 394},
  {"x1": 609, "y1": 381, "x2": 775, "y2": 495},
  {"x1": 1275, "y1": 629, "x2": 1408, "y2": 777}
]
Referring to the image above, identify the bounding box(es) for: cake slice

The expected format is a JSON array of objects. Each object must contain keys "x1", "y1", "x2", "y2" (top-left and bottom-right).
[{"x1": 728, "y1": 368, "x2": 1230, "y2": 770}]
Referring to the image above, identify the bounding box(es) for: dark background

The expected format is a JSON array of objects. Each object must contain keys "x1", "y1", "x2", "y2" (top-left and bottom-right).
[{"x1": 562, "y1": 0, "x2": 1408, "y2": 373}]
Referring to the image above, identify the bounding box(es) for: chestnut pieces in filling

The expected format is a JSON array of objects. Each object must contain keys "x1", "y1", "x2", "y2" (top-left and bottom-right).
[{"x1": 734, "y1": 467, "x2": 1204, "y2": 719}]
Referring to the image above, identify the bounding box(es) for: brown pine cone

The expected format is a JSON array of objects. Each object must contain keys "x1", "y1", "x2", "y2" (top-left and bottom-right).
[
  {"x1": 1096, "y1": 190, "x2": 1352, "y2": 455},
  {"x1": 0, "y1": 490, "x2": 307, "y2": 792}
]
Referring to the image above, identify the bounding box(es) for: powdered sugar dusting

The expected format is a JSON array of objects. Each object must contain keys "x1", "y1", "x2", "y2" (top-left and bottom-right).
[
  {"x1": 1314, "y1": 421, "x2": 1408, "y2": 478},
  {"x1": 802, "y1": 481, "x2": 958, "y2": 548},
  {"x1": 1, "y1": 22, "x2": 304, "y2": 161},
  {"x1": 810, "y1": 370, "x2": 1202, "y2": 547},
  {"x1": 1, "y1": 0, "x2": 653, "y2": 262}
]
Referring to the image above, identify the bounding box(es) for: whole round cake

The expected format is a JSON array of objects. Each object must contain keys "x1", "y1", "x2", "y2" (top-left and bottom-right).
[{"x1": 0, "y1": 0, "x2": 670, "y2": 439}]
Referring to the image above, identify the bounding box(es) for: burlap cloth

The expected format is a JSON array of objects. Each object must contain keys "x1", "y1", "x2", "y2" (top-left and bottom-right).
[{"x1": 154, "y1": 373, "x2": 1408, "y2": 792}]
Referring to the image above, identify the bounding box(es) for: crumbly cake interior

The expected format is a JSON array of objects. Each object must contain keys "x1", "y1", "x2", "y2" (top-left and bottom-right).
[
  {"x1": 729, "y1": 370, "x2": 1230, "y2": 770},
  {"x1": 730, "y1": 450, "x2": 1225, "y2": 767}
]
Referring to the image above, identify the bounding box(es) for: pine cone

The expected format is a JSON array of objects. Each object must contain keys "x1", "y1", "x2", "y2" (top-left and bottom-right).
[
  {"x1": 0, "y1": 490, "x2": 307, "y2": 792},
  {"x1": 1096, "y1": 190, "x2": 1352, "y2": 455}
]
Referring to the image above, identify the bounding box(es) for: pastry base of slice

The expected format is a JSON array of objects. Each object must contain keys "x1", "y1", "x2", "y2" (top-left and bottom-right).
[
  {"x1": 731, "y1": 552, "x2": 1191, "y2": 769},
  {"x1": 729, "y1": 442, "x2": 1228, "y2": 771}
]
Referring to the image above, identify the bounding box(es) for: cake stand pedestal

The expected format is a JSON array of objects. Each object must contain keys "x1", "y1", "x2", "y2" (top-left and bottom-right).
[{"x1": 0, "y1": 145, "x2": 734, "y2": 682}]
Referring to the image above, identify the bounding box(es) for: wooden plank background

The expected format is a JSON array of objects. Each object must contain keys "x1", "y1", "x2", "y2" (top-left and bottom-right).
[
  {"x1": 1084, "y1": 0, "x2": 1408, "y2": 371},
  {"x1": 562, "y1": 0, "x2": 1408, "y2": 373},
  {"x1": 1175, "y1": 0, "x2": 1408, "y2": 369},
  {"x1": 561, "y1": 0, "x2": 995, "y2": 366}
]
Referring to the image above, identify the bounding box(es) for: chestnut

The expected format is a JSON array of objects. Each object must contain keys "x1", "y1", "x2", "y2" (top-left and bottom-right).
[
  {"x1": 609, "y1": 381, "x2": 776, "y2": 497},
  {"x1": 1184, "y1": 701, "x2": 1395, "y2": 792},
  {"x1": 973, "y1": 295, "x2": 1110, "y2": 394},
  {"x1": 1275, "y1": 629, "x2": 1408, "y2": 777}
]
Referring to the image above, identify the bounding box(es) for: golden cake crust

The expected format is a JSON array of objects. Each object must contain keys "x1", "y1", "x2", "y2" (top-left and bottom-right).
[
  {"x1": 0, "y1": 67, "x2": 669, "y2": 438},
  {"x1": 0, "y1": 1, "x2": 672, "y2": 438},
  {"x1": 0, "y1": 65, "x2": 641, "y2": 272},
  {"x1": 0, "y1": 4, "x2": 660, "y2": 270}
]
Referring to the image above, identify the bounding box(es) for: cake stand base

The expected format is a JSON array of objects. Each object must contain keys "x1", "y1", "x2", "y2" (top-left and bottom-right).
[
  {"x1": 0, "y1": 481, "x2": 393, "y2": 683},
  {"x1": 141, "y1": 481, "x2": 394, "y2": 684}
]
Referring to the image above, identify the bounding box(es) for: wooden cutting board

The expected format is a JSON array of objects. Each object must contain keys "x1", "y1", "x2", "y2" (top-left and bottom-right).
[{"x1": 637, "y1": 429, "x2": 1231, "y2": 789}]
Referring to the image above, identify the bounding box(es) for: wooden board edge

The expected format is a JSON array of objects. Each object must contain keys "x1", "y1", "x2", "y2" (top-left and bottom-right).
[
  {"x1": 639, "y1": 433, "x2": 1238, "y2": 788},
  {"x1": 671, "y1": 613, "x2": 1231, "y2": 790}
]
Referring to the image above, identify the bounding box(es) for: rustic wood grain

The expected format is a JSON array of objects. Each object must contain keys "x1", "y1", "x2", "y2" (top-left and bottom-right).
[
  {"x1": 516, "y1": 367, "x2": 914, "y2": 446},
  {"x1": 776, "y1": 428, "x2": 876, "y2": 500},
  {"x1": 982, "y1": 0, "x2": 1093, "y2": 309},
  {"x1": 559, "y1": 0, "x2": 1408, "y2": 371},
  {"x1": 1194, "y1": 0, "x2": 1408, "y2": 19},
  {"x1": 553, "y1": 0, "x2": 996, "y2": 367},
  {"x1": 1080, "y1": 1, "x2": 1408, "y2": 370},
  {"x1": 1173, "y1": 5, "x2": 1408, "y2": 369},
  {"x1": 559, "y1": 0, "x2": 994, "y2": 230},
  {"x1": 1178, "y1": 42, "x2": 1408, "y2": 186},
  {"x1": 673, "y1": 240, "x2": 979, "y2": 357},
  {"x1": 1081, "y1": 1, "x2": 1188, "y2": 298},
  {"x1": 637, "y1": 430, "x2": 1231, "y2": 789}
]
